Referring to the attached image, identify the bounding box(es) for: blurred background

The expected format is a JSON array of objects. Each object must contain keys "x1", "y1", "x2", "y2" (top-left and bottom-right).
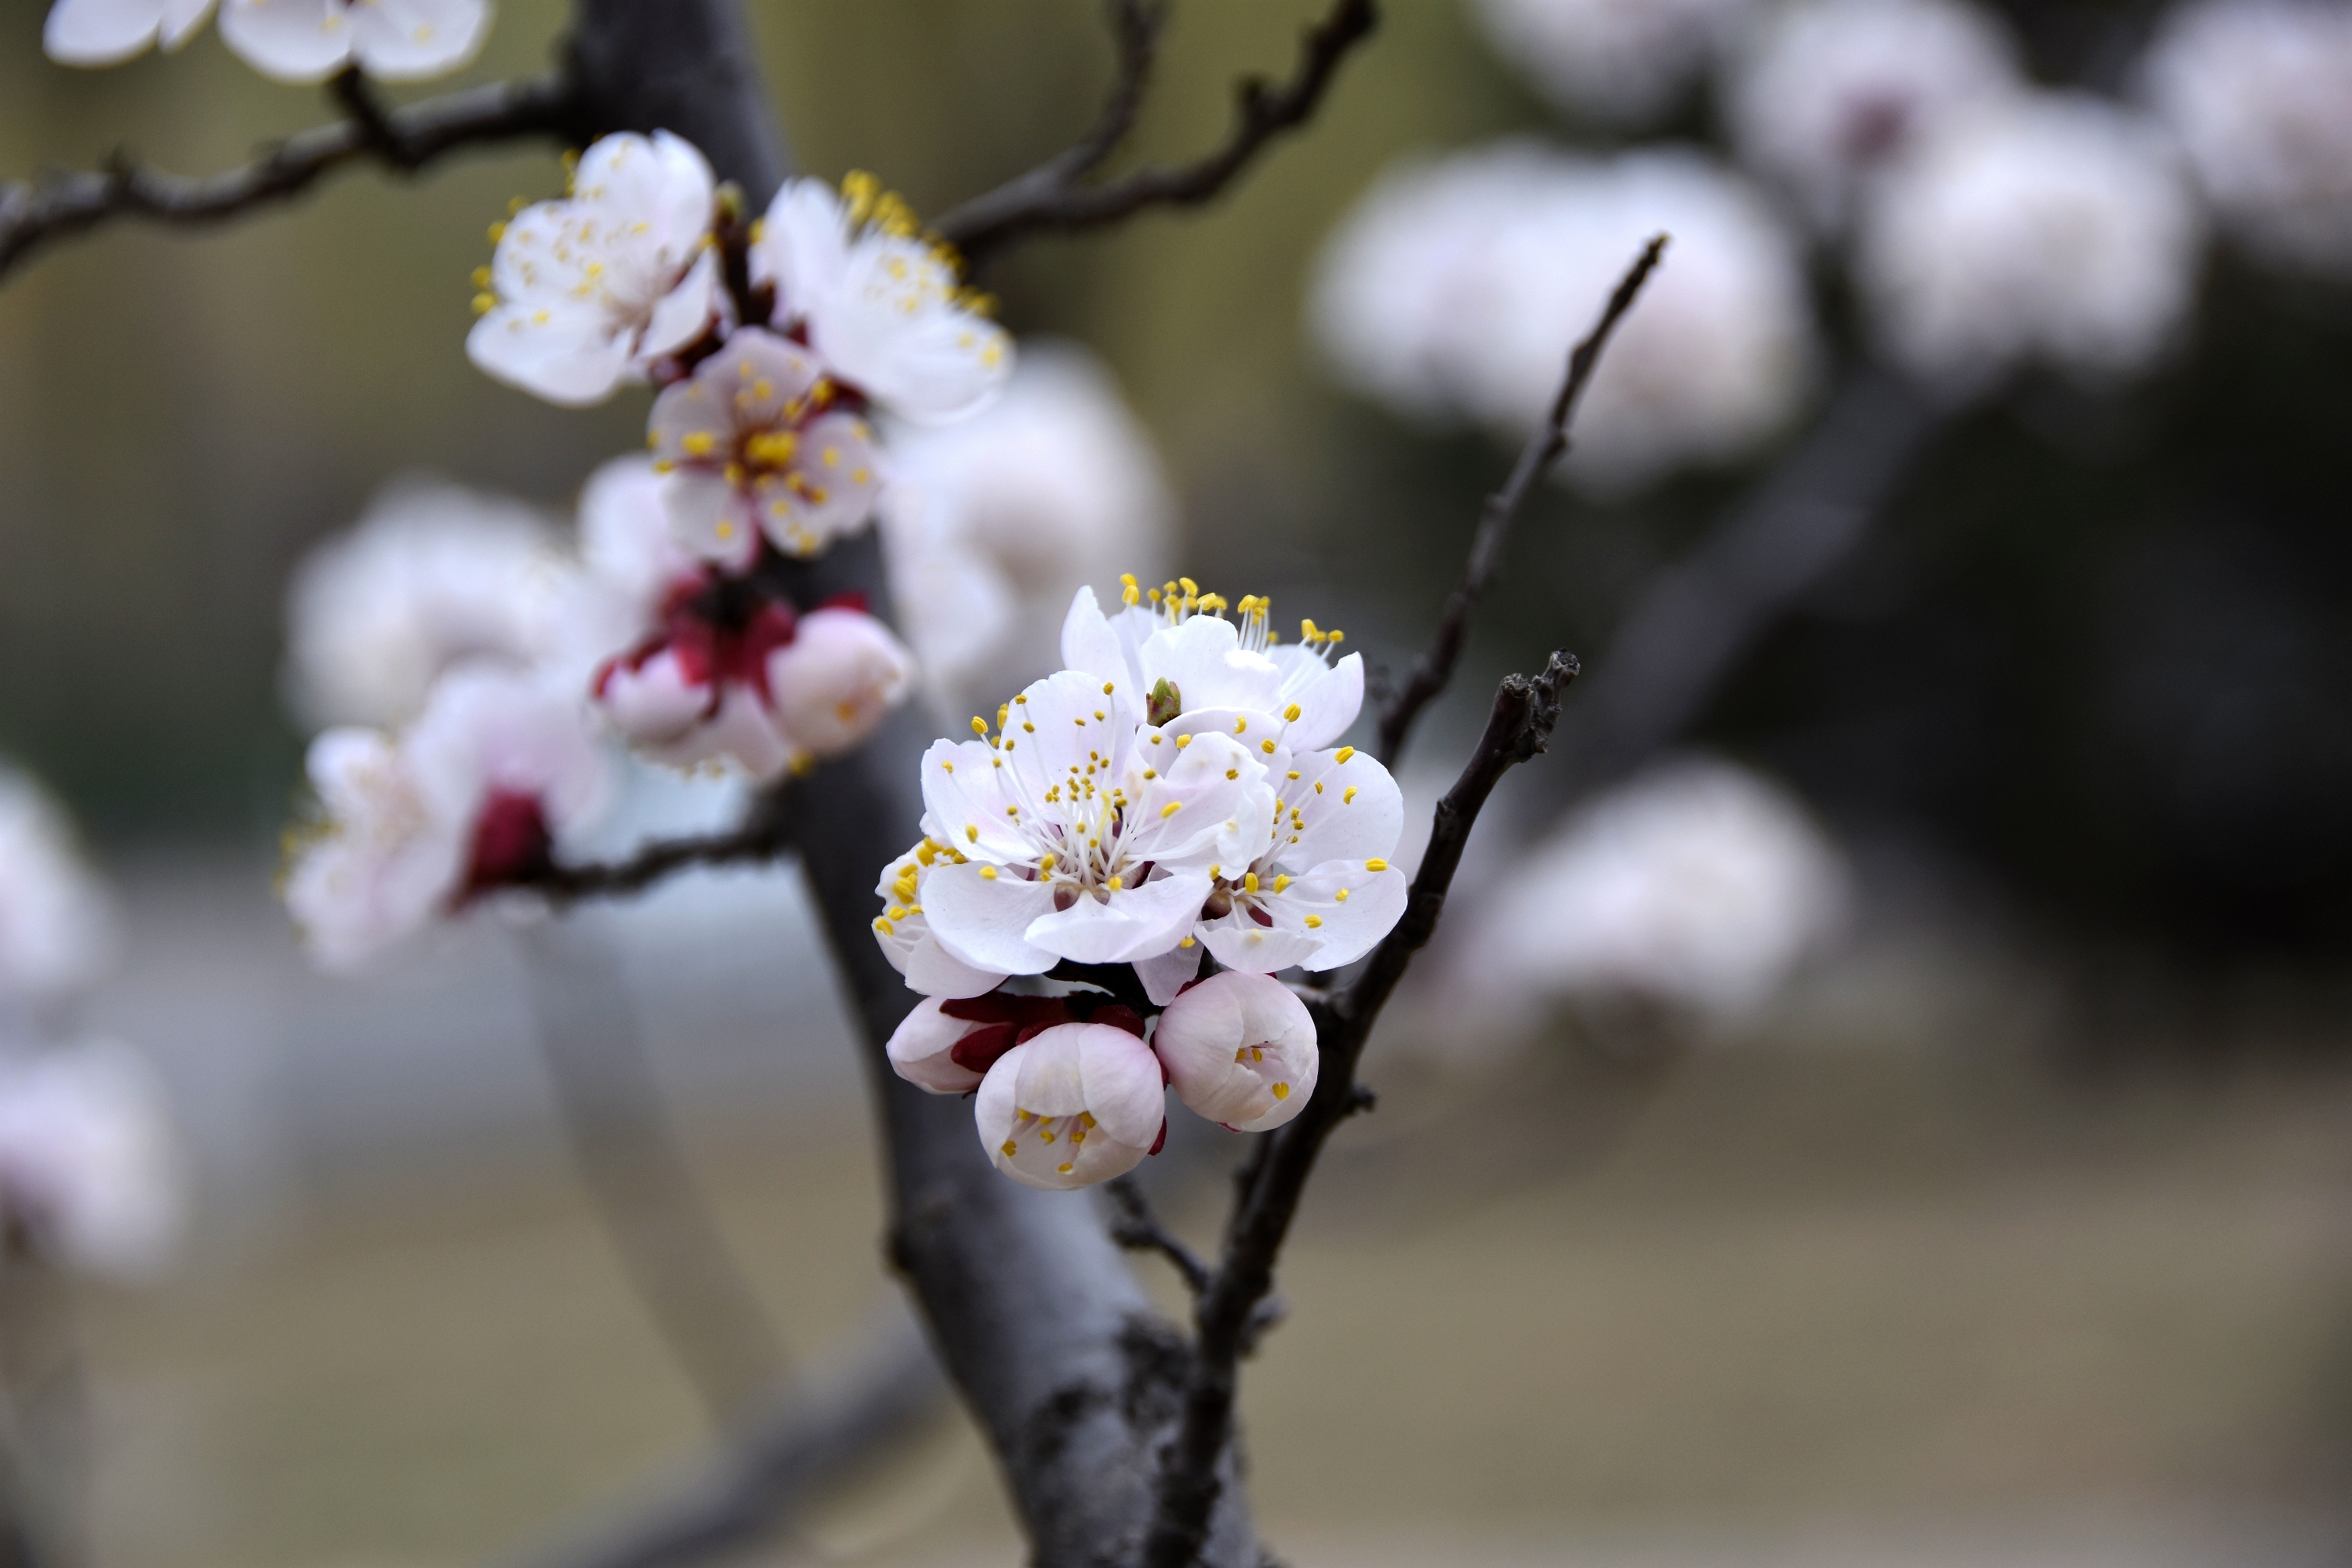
[{"x1": 6, "y1": 0, "x2": 2352, "y2": 1563}]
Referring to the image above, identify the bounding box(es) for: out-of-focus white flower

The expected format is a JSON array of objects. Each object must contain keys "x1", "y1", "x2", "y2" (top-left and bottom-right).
[
  {"x1": 0, "y1": 771, "x2": 114, "y2": 1007},
  {"x1": 42, "y1": 0, "x2": 212, "y2": 65},
  {"x1": 881, "y1": 342, "x2": 1174, "y2": 715},
  {"x1": 873, "y1": 839, "x2": 1006, "y2": 1000},
  {"x1": 1461, "y1": 757, "x2": 1849, "y2": 1022},
  {"x1": 1152, "y1": 970, "x2": 1318, "y2": 1131},
  {"x1": 468, "y1": 132, "x2": 721, "y2": 408},
  {"x1": 283, "y1": 477, "x2": 575, "y2": 730},
  {"x1": 648, "y1": 328, "x2": 884, "y2": 566},
  {"x1": 283, "y1": 666, "x2": 612, "y2": 973},
  {"x1": 593, "y1": 597, "x2": 915, "y2": 780},
  {"x1": 752, "y1": 173, "x2": 1012, "y2": 425},
  {"x1": 2141, "y1": 0, "x2": 2352, "y2": 277},
  {"x1": 1722, "y1": 0, "x2": 2022, "y2": 232},
  {"x1": 1468, "y1": 0, "x2": 1752, "y2": 126},
  {"x1": 975, "y1": 1019, "x2": 1163, "y2": 1189},
  {"x1": 1311, "y1": 142, "x2": 1816, "y2": 494},
  {"x1": 0, "y1": 1041, "x2": 183, "y2": 1281},
  {"x1": 217, "y1": 0, "x2": 488, "y2": 82},
  {"x1": 1856, "y1": 94, "x2": 2205, "y2": 390}
]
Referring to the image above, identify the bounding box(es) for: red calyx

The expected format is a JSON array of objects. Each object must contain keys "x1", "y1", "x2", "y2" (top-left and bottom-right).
[
  {"x1": 598, "y1": 575, "x2": 800, "y2": 714},
  {"x1": 941, "y1": 993, "x2": 1076, "y2": 1076},
  {"x1": 459, "y1": 789, "x2": 553, "y2": 902}
]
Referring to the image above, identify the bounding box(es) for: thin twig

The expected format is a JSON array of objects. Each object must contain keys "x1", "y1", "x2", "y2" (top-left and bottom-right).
[
  {"x1": 1375, "y1": 234, "x2": 1668, "y2": 768},
  {"x1": 516, "y1": 783, "x2": 795, "y2": 906},
  {"x1": 1105, "y1": 1177, "x2": 1210, "y2": 1295},
  {"x1": 1144, "y1": 652, "x2": 1578, "y2": 1568},
  {"x1": 934, "y1": 0, "x2": 1377, "y2": 264},
  {"x1": 0, "y1": 72, "x2": 580, "y2": 282}
]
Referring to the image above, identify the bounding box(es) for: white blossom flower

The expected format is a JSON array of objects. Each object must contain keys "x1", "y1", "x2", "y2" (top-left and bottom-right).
[
  {"x1": 876, "y1": 840, "x2": 1011, "y2": 1002},
  {"x1": 1311, "y1": 142, "x2": 1817, "y2": 493},
  {"x1": 283, "y1": 666, "x2": 612, "y2": 972},
  {"x1": 1467, "y1": 0, "x2": 1753, "y2": 127},
  {"x1": 282, "y1": 477, "x2": 576, "y2": 730},
  {"x1": 42, "y1": 0, "x2": 212, "y2": 65},
  {"x1": 0, "y1": 771, "x2": 115, "y2": 1007},
  {"x1": 885, "y1": 990, "x2": 1077, "y2": 1094},
  {"x1": 975, "y1": 1019, "x2": 1163, "y2": 1189},
  {"x1": 1151, "y1": 970, "x2": 1318, "y2": 1131},
  {"x1": 217, "y1": 0, "x2": 488, "y2": 82},
  {"x1": 1722, "y1": 0, "x2": 2023, "y2": 232},
  {"x1": 908, "y1": 669, "x2": 1262, "y2": 978},
  {"x1": 1856, "y1": 94, "x2": 2206, "y2": 390},
  {"x1": 648, "y1": 328, "x2": 884, "y2": 565},
  {"x1": 468, "y1": 132, "x2": 721, "y2": 408},
  {"x1": 751, "y1": 173, "x2": 1012, "y2": 425},
  {"x1": 2140, "y1": 0, "x2": 2352, "y2": 277},
  {"x1": 0, "y1": 1041, "x2": 183, "y2": 1281},
  {"x1": 881, "y1": 342, "x2": 1174, "y2": 716},
  {"x1": 1059, "y1": 581, "x2": 1364, "y2": 753},
  {"x1": 1459, "y1": 757, "x2": 1849, "y2": 1022},
  {"x1": 593, "y1": 598, "x2": 914, "y2": 781}
]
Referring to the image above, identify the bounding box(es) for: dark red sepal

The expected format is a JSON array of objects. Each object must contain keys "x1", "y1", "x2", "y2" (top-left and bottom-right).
[
  {"x1": 1149, "y1": 1117, "x2": 1167, "y2": 1156},
  {"x1": 947, "y1": 1022, "x2": 1021, "y2": 1076},
  {"x1": 1091, "y1": 1004, "x2": 1148, "y2": 1039}
]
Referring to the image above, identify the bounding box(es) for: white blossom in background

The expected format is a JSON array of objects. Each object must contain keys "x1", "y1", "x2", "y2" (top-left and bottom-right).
[
  {"x1": 216, "y1": 0, "x2": 489, "y2": 82},
  {"x1": 42, "y1": 0, "x2": 212, "y2": 65},
  {"x1": 648, "y1": 327, "x2": 884, "y2": 565},
  {"x1": 1722, "y1": 0, "x2": 2022, "y2": 232},
  {"x1": 0, "y1": 1041, "x2": 183, "y2": 1281},
  {"x1": 882, "y1": 342, "x2": 1174, "y2": 717},
  {"x1": 1311, "y1": 142, "x2": 1816, "y2": 494},
  {"x1": 0, "y1": 771, "x2": 114, "y2": 1008},
  {"x1": 283, "y1": 666, "x2": 612, "y2": 973},
  {"x1": 468, "y1": 132, "x2": 721, "y2": 408},
  {"x1": 752, "y1": 173, "x2": 1013, "y2": 425},
  {"x1": 1856, "y1": 94, "x2": 2205, "y2": 391},
  {"x1": 1152, "y1": 971, "x2": 1319, "y2": 1131},
  {"x1": 2141, "y1": 0, "x2": 2352, "y2": 278},
  {"x1": 1467, "y1": 0, "x2": 1753, "y2": 126},
  {"x1": 1458, "y1": 757, "x2": 1849, "y2": 1025},
  {"x1": 975, "y1": 1020, "x2": 1163, "y2": 1189},
  {"x1": 283, "y1": 478, "x2": 577, "y2": 730}
]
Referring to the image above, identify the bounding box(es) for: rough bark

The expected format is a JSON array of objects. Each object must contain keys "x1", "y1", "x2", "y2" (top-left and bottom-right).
[{"x1": 554, "y1": 9, "x2": 1252, "y2": 1558}]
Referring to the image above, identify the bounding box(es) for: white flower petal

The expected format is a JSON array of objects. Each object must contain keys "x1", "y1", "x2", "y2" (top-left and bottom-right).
[
  {"x1": 1021, "y1": 866, "x2": 1209, "y2": 966},
  {"x1": 218, "y1": 0, "x2": 352, "y2": 81},
  {"x1": 641, "y1": 247, "x2": 722, "y2": 361},
  {"x1": 1154, "y1": 970, "x2": 1318, "y2": 1131},
  {"x1": 886, "y1": 997, "x2": 987, "y2": 1094},
  {"x1": 347, "y1": 0, "x2": 488, "y2": 79},
  {"x1": 1279, "y1": 744, "x2": 1403, "y2": 869},
  {"x1": 920, "y1": 860, "x2": 1061, "y2": 975},
  {"x1": 466, "y1": 301, "x2": 633, "y2": 408},
  {"x1": 1133, "y1": 941, "x2": 1204, "y2": 1007},
  {"x1": 45, "y1": 0, "x2": 173, "y2": 64}
]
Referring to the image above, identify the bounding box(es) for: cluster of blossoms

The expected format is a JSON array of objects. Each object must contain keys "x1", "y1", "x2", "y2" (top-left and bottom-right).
[
  {"x1": 44, "y1": 0, "x2": 489, "y2": 79},
  {"x1": 0, "y1": 769, "x2": 183, "y2": 1282},
  {"x1": 279, "y1": 129, "x2": 1011, "y2": 971},
  {"x1": 877, "y1": 579, "x2": 1406, "y2": 1189},
  {"x1": 1320, "y1": 0, "x2": 2352, "y2": 452}
]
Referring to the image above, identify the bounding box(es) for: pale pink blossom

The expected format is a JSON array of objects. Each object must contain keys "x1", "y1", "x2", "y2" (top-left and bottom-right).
[
  {"x1": 975, "y1": 1020, "x2": 1163, "y2": 1189},
  {"x1": 1152, "y1": 970, "x2": 1318, "y2": 1132},
  {"x1": 468, "y1": 132, "x2": 721, "y2": 408},
  {"x1": 1468, "y1": 0, "x2": 1751, "y2": 127},
  {"x1": 0, "y1": 1041, "x2": 183, "y2": 1281},
  {"x1": 0, "y1": 771, "x2": 114, "y2": 1007},
  {"x1": 42, "y1": 0, "x2": 213, "y2": 65},
  {"x1": 218, "y1": 0, "x2": 488, "y2": 82}
]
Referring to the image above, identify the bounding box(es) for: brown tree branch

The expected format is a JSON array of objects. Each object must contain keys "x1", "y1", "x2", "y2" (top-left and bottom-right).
[
  {"x1": 933, "y1": 0, "x2": 1377, "y2": 264},
  {"x1": 1374, "y1": 234, "x2": 1668, "y2": 769},
  {"x1": 1105, "y1": 1176, "x2": 1210, "y2": 1295},
  {"x1": 0, "y1": 72, "x2": 580, "y2": 283},
  {"x1": 514, "y1": 782, "x2": 796, "y2": 906},
  {"x1": 1144, "y1": 652, "x2": 1577, "y2": 1568}
]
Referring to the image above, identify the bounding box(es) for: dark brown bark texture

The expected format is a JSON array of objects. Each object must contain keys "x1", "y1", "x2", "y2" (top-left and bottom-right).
[{"x1": 558, "y1": 7, "x2": 1256, "y2": 1562}]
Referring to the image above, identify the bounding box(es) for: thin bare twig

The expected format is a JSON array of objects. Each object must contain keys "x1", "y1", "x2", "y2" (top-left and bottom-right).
[
  {"x1": 1145, "y1": 653, "x2": 1579, "y2": 1568},
  {"x1": 514, "y1": 783, "x2": 794, "y2": 906},
  {"x1": 1105, "y1": 1176, "x2": 1210, "y2": 1294},
  {"x1": 1139, "y1": 222, "x2": 1664, "y2": 1568},
  {"x1": 1375, "y1": 234, "x2": 1669, "y2": 768},
  {"x1": 0, "y1": 72, "x2": 579, "y2": 282},
  {"x1": 933, "y1": 0, "x2": 1377, "y2": 264}
]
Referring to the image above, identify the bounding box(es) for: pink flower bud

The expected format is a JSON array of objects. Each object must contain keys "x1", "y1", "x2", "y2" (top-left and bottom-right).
[
  {"x1": 1152, "y1": 970, "x2": 1318, "y2": 1131},
  {"x1": 975, "y1": 1022, "x2": 1164, "y2": 1189},
  {"x1": 767, "y1": 607, "x2": 916, "y2": 756}
]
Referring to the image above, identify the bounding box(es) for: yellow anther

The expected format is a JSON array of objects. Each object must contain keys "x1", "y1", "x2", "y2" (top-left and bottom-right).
[
  {"x1": 1365, "y1": 858, "x2": 1388, "y2": 873},
  {"x1": 1334, "y1": 747, "x2": 1356, "y2": 764},
  {"x1": 1058, "y1": 1162, "x2": 1075, "y2": 1174},
  {"x1": 1304, "y1": 915, "x2": 1323, "y2": 929},
  {"x1": 681, "y1": 431, "x2": 717, "y2": 457},
  {"x1": 1261, "y1": 739, "x2": 1276, "y2": 754},
  {"x1": 971, "y1": 716, "x2": 989, "y2": 736},
  {"x1": 1301, "y1": 618, "x2": 1322, "y2": 643},
  {"x1": 979, "y1": 866, "x2": 998, "y2": 880},
  {"x1": 1328, "y1": 630, "x2": 1345, "y2": 644},
  {"x1": 1283, "y1": 704, "x2": 1301, "y2": 722},
  {"x1": 470, "y1": 266, "x2": 492, "y2": 288},
  {"x1": 471, "y1": 292, "x2": 497, "y2": 315},
  {"x1": 1274, "y1": 875, "x2": 1290, "y2": 893},
  {"x1": 1038, "y1": 1129, "x2": 1055, "y2": 1144},
  {"x1": 1103, "y1": 681, "x2": 1116, "y2": 695},
  {"x1": 1160, "y1": 802, "x2": 1181, "y2": 818},
  {"x1": 1179, "y1": 935, "x2": 1196, "y2": 948},
  {"x1": 1176, "y1": 735, "x2": 1192, "y2": 748},
  {"x1": 1081, "y1": 1112, "x2": 1098, "y2": 1128},
  {"x1": 1271, "y1": 1083, "x2": 1290, "y2": 1100},
  {"x1": 1002, "y1": 1140, "x2": 1019, "y2": 1157},
  {"x1": 966, "y1": 826, "x2": 980, "y2": 843},
  {"x1": 873, "y1": 917, "x2": 895, "y2": 935},
  {"x1": 743, "y1": 430, "x2": 797, "y2": 466},
  {"x1": 1225, "y1": 768, "x2": 1240, "y2": 780},
  {"x1": 942, "y1": 760, "x2": 954, "y2": 774},
  {"x1": 1179, "y1": 576, "x2": 1200, "y2": 596},
  {"x1": 1344, "y1": 786, "x2": 1359, "y2": 804},
  {"x1": 1244, "y1": 872, "x2": 1260, "y2": 894},
  {"x1": 487, "y1": 220, "x2": 506, "y2": 243},
  {"x1": 1143, "y1": 768, "x2": 1158, "y2": 780},
  {"x1": 1234, "y1": 717, "x2": 1247, "y2": 733}
]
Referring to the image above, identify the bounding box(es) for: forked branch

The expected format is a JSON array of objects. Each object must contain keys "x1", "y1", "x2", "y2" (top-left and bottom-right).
[
  {"x1": 935, "y1": 0, "x2": 1377, "y2": 263},
  {"x1": 1374, "y1": 233, "x2": 1668, "y2": 768},
  {"x1": 0, "y1": 71, "x2": 579, "y2": 281}
]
